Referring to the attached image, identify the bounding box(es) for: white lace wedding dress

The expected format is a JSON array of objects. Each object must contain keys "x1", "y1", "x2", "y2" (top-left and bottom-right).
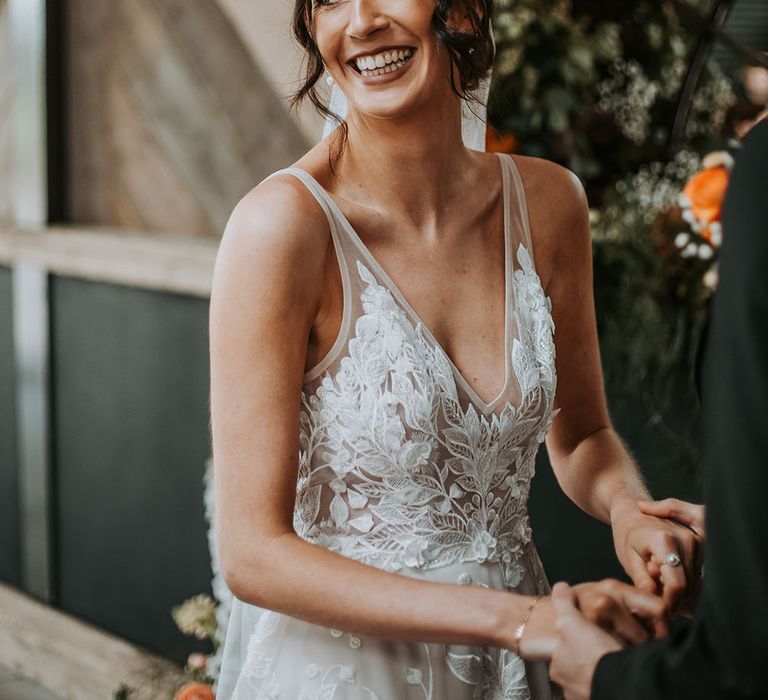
[{"x1": 215, "y1": 153, "x2": 559, "y2": 699}]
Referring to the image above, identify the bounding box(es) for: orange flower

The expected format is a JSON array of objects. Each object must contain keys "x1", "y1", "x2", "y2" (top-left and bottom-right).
[
  {"x1": 486, "y1": 127, "x2": 518, "y2": 153},
  {"x1": 174, "y1": 682, "x2": 215, "y2": 700},
  {"x1": 681, "y1": 165, "x2": 730, "y2": 247}
]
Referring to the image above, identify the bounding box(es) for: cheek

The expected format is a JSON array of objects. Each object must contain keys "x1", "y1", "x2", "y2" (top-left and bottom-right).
[{"x1": 312, "y1": 14, "x2": 345, "y2": 64}]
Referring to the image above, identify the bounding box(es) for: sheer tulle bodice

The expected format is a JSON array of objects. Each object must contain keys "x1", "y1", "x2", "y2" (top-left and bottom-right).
[{"x1": 216, "y1": 153, "x2": 559, "y2": 700}]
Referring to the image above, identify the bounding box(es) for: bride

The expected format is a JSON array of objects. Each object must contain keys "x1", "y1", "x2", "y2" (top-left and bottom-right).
[{"x1": 209, "y1": 1, "x2": 700, "y2": 698}]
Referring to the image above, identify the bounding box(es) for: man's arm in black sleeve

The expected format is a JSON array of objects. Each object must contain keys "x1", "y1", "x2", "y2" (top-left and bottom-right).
[{"x1": 592, "y1": 119, "x2": 768, "y2": 700}]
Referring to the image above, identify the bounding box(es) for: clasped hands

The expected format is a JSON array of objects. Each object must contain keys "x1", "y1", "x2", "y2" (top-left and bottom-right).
[{"x1": 517, "y1": 498, "x2": 705, "y2": 700}]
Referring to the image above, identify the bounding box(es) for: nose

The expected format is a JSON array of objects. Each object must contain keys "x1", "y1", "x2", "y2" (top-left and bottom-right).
[{"x1": 347, "y1": 0, "x2": 389, "y2": 40}]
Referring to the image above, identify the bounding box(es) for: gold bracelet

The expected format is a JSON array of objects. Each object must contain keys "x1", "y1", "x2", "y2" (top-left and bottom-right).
[{"x1": 512, "y1": 595, "x2": 541, "y2": 657}]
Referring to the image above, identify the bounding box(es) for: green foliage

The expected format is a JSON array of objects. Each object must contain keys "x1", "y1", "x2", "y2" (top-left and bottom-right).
[
  {"x1": 490, "y1": 0, "x2": 735, "y2": 201},
  {"x1": 489, "y1": 0, "x2": 749, "y2": 475}
]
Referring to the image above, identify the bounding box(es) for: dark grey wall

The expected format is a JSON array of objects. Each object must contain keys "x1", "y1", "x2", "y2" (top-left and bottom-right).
[
  {"x1": 50, "y1": 275, "x2": 213, "y2": 664},
  {"x1": 0, "y1": 266, "x2": 21, "y2": 587},
  {"x1": 530, "y1": 382, "x2": 703, "y2": 585}
]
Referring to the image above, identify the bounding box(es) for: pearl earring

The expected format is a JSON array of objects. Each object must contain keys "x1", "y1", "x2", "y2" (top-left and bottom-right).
[{"x1": 326, "y1": 72, "x2": 334, "y2": 86}]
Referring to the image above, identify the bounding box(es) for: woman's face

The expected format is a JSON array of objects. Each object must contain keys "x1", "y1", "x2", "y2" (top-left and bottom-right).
[{"x1": 312, "y1": 0, "x2": 456, "y2": 121}]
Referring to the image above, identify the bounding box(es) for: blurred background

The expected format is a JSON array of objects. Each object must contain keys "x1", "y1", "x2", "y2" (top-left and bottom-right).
[{"x1": 0, "y1": 1, "x2": 766, "y2": 698}]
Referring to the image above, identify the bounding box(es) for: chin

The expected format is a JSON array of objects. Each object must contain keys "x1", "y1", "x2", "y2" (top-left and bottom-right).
[{"x1": 343, "y1": 81, "x2": 438, "y2": 124}]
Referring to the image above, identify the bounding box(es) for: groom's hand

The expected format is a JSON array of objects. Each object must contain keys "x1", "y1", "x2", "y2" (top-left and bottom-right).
[
  {"x1": 550, "y1": 582, "x2": 624, "y2": 700},
  {"x1": 571, "y1": 579, "x2": 668, "y2": 641},
  {"x1": 637, "y1": 499, "x2": 705, "y2": 541},
  {"x1": 519, "y1": 578, "x2": 667, "y2": 660}
]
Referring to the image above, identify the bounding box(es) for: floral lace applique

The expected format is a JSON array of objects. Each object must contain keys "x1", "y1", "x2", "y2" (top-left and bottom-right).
[
  {"x1": 301, "y1": 661, "x2": 378, "y2": 700},
  {"x1": 330, "y1": 628, "x2": 363, "y2": 649},
  {"x1": 294, "y1": 247, "x2": 557, "y2": 583},
  {"x1": 446, "y1": 647, "x2": 531, "y2": 700},
  {"x1": 232, "y1": 611, "x2": 283, "y2": 699},
  {"x1": 405, "y1": 645, "x2": 435, "y2": 699}
]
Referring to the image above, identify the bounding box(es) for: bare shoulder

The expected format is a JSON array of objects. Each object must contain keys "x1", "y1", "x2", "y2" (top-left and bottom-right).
[
  {"x1": 216, "y1": 173, "x2": 331, "y2": 273},
  {"x1": 508, "y1": 154, "x2": 588, "y2": 231},
  {"x1": 212, "y1": 172, "x2": 332, "y2": 304},
  {"x1": 507, "y1": 154, "x2": 591, "y2": 288}
]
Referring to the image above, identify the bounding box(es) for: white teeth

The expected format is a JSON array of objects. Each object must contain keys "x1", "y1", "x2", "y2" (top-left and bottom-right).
[
  {"x1": 360, "y1": 60, "x2": 405, "y2": 78},
  {"x1": 355, "y1": 48, "x2": 413, "y2": 73}
]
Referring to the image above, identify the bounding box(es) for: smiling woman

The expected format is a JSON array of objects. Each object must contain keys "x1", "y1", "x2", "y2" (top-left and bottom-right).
[
  {"x1": 291, "y1": 0, "x2": 494, "y2": 154},
  {"x1": 209, "y1": 1, "x2": 700, "y2": 699}
]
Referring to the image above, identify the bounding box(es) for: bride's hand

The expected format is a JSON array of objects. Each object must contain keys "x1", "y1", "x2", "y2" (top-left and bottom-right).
[
  {"x1": 638, "y1": 498, "x2": 706, "y2": 616},
  {"x1": 610, "y1": 498, "x2": 699, "y2": 614},
  {"x1": 518, "y1": 578, "x2": 668, "y2": 661}
]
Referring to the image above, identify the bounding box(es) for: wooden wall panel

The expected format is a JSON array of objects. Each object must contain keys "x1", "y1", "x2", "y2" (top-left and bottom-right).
[
  {"x1": 0, "y1": 0, "x2": 13, "y2": 226},
  {"x1": 65, "y1": 0, "x2": 114, "y2": 226},
  {"x1": 66, "y1": 0, "x2": 308, "y2": 237},
  {"x1": 216, "y1": 0, "x2": 326, "y2": 144}
]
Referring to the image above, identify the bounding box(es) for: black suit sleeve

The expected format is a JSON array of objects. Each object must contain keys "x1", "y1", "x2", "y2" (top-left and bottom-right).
[{"x1": 592, "y1": 119, "x2": 768, "y2": 700}]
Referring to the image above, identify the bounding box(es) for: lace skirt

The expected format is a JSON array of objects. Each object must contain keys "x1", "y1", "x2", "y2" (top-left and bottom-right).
[{"x1": 215, "y1": 543, "x2": 557, "y2": 700}]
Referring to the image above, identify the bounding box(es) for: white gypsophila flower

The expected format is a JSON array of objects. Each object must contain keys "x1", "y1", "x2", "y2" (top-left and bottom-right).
[
  {"x1": 709, "y1": 222, "x2": 723, "y2": 246},
  {"x1": 686, "y1": 64, "x2": 736, "y2": 138},
  {"x1": 596, "y1": 59, "x2": 660, "y2": 144},
  {"x1": 173, "y1": 594, "x2": 216, "y2": 639},
  {"x1": 646, "y1": 23, "x2": 664, "y2": 50},
  {"x1": 659, "y1": 59, "x2": 687, "y2": 100},
  {"x1": 593, "y1": 150, "x2": 701, "y2": 241},
  {"x1": 702, "y1": 151, "x2": 734, "y2": 170},
  {"x1": 682, "y1": 242, "x2": 698, "y2": 258},
  {"x1": 497, "y1": 45, "x2": 524, "y2": 75},
  {"x1": 675, "y1": 232, "x2": 691, "y2": 249},
  {"x1": 592, "y1": 22, "x2": 622, "y2": 61},
  {"x1": 698, "y1": 244, "x2": 714, "y2": 260},
  {"x1": 703, "y1": 266, "x2": 719, "y2": 289}
]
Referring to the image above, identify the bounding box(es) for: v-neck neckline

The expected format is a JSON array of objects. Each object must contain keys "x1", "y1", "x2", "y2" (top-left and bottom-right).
[{"x1": 291, "y1": 152, "x2": 513, "y2": 415}]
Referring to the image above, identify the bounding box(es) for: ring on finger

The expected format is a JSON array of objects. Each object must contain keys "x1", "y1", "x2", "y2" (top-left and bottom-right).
[{"x1": 663, "y1": 552, "x2": 682, "y2": 568}]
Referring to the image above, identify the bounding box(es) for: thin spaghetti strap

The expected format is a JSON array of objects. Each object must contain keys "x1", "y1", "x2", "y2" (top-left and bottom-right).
[
  {"x1": 263, "y1": 167, "x2": 343, "y2": 241},
  {"x1": 261, "y1": 167, "x2": 353, "y2": 383},
  {"x1": 500, "y1": 154, "x2": 535, "y2": 258}
]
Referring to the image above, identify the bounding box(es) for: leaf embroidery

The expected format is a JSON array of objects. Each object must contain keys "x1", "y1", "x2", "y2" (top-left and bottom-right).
[{"x1": 293, "y1": 250, "x2": 556, "y2": 584}]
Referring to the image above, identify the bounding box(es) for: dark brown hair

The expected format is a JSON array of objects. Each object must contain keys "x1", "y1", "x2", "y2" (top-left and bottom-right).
[{"x1": 290, "y1": 1, "x2": 495, "y2": 159}]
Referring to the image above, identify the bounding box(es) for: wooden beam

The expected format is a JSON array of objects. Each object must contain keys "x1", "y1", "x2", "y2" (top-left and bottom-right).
[{"x1": 0, "y1": 226, "x2": 218, "y2": 298}]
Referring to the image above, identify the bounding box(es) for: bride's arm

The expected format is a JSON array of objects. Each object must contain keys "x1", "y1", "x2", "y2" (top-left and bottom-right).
[
  {"x1": 516, "y1": 156, "x2": 699, "y2": 610},
  {"x1": 209, "y1": 176, "x2": 662, "y2": 652},
  {"x1": 210, "y1": 176, "x2": 528, "y2": 648}
]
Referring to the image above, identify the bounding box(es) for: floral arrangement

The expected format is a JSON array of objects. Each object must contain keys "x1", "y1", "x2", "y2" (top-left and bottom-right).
[
  {"x1": 487, "y1": 0, "x2": 765, "y2": 474},
  {"x1": 675, "y1": 149, "x2": 733, "y2": 284},
  {"x1": 488, "y1": 0, "x2": 739, "y2": 201},
  {"x1": 169, "y1": 594, "x2": 218, "y2": 698}
]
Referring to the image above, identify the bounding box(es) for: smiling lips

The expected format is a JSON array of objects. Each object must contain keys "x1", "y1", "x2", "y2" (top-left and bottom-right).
[{"x1": 350, "y1": 48, "x2": 414, "y2": 78}]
